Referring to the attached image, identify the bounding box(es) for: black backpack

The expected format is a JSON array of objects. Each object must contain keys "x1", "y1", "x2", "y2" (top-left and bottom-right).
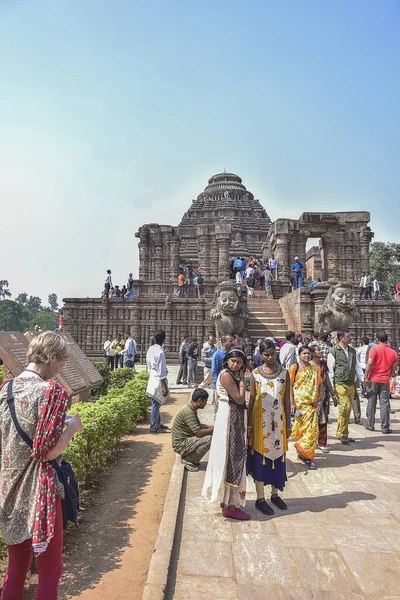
[{"x1": 6, "y1": 380, "x2": 79, "y2": 529}]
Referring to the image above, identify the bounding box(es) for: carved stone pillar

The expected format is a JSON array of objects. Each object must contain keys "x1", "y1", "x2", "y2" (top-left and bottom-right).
[
  {"x1": 215, "y1": 223, "x2": 232, "y2": 281},
  {"x1": 274, "y1": 235, "x2": 289, "y2": 281},
  {"x1": 216, "y1": 237, "x2": 231, "y2": 280},
  {"x1": 209, "y1": 237, "x2": 219, "y2": 283},
  {"x1": 196, "y1": 224, "x2": 210, "y2": 280},
  {"x1": 136, "y1": 227, "x2": 149, "y2": 280},
  {"x1": 310, "y1": 283, "x2": 330, "y2": 331},
  {"x1": 152, "y1": 228, "x2": 163, "y2": 282},
  {"x1": 169, "y1": 235, "x2": 180, "y2": 283},
  {"x1": 321, "y1": 233, "x2": 339, "y2": 284}
]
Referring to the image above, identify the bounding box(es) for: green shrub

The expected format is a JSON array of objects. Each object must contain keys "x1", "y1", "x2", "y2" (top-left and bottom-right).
[
  {"x1": 64, "y1": 373, "x2": 150, "y2": 484},
  {"x1": 109, "y1": 367, "x2": 136, "y2": 389},
  {"x1": 89, "y1": 362, "x2": 111, "y2": 400}
]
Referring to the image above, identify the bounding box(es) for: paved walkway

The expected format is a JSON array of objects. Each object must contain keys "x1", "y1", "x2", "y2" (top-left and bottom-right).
[{"x1": 171, "y1": 394, "x2": 400, "y2": 599}]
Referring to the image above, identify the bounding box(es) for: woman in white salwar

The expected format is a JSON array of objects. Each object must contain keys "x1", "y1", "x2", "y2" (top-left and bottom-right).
[{"x1": 202, "y1": 349, "x2": 250, "y2": 521}]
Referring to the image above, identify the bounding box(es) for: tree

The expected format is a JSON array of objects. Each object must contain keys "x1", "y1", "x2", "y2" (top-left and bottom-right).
[
  {"x1": 34, "y1": 310, "x2": 58, "y2": 331},
  {"x1": 26, "y1": 296, "x2": 42, "y2": 314},
  {"x1": 0, "y1": 280, "x2": 11, "y2": 300},
  {"x1": 369, "y1": 242, "x2": 400, "y2": 300},
  {"x1": 48, "y1": 293, "x2": 59, "y2": 312},
  {"x1": 15, "y1": 292, "x2": 28, "y2": 306},
  {"x1": 0, "y1": 300, "x2": 31, "y2": 332}
]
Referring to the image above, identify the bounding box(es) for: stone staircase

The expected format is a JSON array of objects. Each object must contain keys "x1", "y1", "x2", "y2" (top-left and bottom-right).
[{"x1": 246, "y1": 290, "x2": 289, "y2": 342}]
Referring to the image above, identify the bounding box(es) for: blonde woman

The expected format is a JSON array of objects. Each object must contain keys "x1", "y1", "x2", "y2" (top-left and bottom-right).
[{"x1": 0, "y1": 331, "x2": 83, "y2": 599}]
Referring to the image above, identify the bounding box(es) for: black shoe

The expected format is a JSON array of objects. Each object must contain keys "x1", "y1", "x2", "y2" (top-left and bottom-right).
[
  {"x1": 382, "y1": 429, "x2": 393, "y2": 434},
  {"x1": 255, "y1": 499, "x2": 275, "y2": 515},
  {"x1": 271, "y1": 495, "x2": 287, "y2": 510},
  {"x1": 150, "y1": 428, "x2": 170, "y2": 434},
  {"x1": 365, "y1": 426, "x2": 375, "y2": 431},
  {"x1": 176, "y1": 381, "x2": 183, "y2": 385},
  {"x1": 159, "y1": 424, "x2": 170, "y2": 430},
  {"x1": 354, "y1": 420, "x2": 361, "y2": 424}
]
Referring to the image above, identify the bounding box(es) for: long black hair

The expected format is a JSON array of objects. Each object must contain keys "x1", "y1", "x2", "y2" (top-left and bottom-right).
[
  {"x1": 222, "y1": 348, "x2": 247, "y2": 371},
  {"x1": 259, "y1": 339, "x2": 276, "y2": 354}
]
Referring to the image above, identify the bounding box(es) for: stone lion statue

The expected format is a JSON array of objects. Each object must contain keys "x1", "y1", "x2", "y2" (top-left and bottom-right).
[
  {"x1": 318, "y1": 282, "x2": 359, "y2": 333},
  {"x1": 210, "y1": 281, "x2": 248, "y2": 338}
]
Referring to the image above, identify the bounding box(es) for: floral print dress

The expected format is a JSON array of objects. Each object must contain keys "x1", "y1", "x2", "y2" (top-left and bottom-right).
[{"x1": 0, "y1": 374, "x2": 64, "y2": 546}]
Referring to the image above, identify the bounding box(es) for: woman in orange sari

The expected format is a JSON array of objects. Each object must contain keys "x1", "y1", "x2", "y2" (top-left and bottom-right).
[{"x1": 289, "y1": 345, "x2": 324, "y2": 469}]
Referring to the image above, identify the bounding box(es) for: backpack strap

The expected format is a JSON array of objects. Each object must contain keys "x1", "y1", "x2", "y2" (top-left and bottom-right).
[{"x1": 6, "y1": 381, "x2": 33, "y2": 449}]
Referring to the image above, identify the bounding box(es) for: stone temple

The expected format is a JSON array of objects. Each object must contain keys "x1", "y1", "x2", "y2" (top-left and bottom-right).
[{"x1": 63, "y1": 172, "x2": 400, "y2": 360}]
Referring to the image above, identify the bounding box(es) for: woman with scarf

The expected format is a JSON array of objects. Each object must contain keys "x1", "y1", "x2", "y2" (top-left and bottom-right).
[
  {"x1": 202, "y1": 349, "x2": 250, "y2": 520},
  {"x1": 289, "y1": 345, "x2": 324, "y2": 469},
  {"x1": 247, "y1": 339, "x2": 291, "y2": 515},
  {"x1": 0, "y1": 331, "x2": 83, "y2": 599}
]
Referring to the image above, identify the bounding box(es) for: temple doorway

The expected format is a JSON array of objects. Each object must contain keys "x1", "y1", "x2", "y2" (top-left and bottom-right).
[{"x1": 306, "y1": 238, "x2": 325, "y2": 282}]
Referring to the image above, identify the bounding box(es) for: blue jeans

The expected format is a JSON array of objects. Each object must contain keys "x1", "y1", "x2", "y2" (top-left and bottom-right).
[
  {"x1": 265, "y1": 280, "x2": 270, "y2": 294},
  {"x1": 295, "y1": 273, "x2": 303, "y2": 288},
  {"x1": 150, "y1": 398, "x2": 161, "y2": 431}
]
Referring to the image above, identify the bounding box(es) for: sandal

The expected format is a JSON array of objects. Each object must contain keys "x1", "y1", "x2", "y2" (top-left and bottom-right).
[{"x1": 180, "y1": 459, "x2": 199, "y2": 472}]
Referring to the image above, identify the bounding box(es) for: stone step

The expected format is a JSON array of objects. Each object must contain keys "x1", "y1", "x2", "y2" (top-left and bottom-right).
[
  {"x1": 248, "y1": 318, "x2": 286, "y2": 328},
  {"x1": 248, "y1": 311, "x2": 284, "y2": 317}
]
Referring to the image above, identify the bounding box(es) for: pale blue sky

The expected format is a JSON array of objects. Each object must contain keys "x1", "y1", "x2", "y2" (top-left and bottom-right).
[{"x1": 1, "y1": 0, "x2": 399, "y2": 302}]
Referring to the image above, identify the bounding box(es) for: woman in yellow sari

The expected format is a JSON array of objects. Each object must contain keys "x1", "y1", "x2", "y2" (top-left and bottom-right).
[{"x1": 289, "y1": 345, "x2": 324, "y2": 469}]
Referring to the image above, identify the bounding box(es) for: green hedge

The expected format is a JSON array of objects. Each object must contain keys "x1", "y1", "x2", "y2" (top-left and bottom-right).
[{"x1": 64, "y1": 369, "x2": 149, "y2": 484}]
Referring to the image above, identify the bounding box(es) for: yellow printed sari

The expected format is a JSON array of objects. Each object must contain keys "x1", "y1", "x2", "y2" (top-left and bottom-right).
[{"x1": 289, "y1": 364, "x2": 322, "y2": 461}]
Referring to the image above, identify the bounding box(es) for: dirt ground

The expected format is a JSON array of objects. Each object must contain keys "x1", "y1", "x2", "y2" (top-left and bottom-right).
[{"x1": 22, "y1": 393, "x2": 188, "y2": 600}]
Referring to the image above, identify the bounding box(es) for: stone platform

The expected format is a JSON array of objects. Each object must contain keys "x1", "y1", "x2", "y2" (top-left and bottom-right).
[{"x1": 165, "y1": 395, "x2": 400, "y2": 599}]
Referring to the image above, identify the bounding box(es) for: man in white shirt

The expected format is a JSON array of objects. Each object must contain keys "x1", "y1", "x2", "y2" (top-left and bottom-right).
[
  {"x1": 279, "y1": 331, "x2": 299, "y2": 369},
  {"x1": 269, "y1": 256, "x2": 278, "y2": 280},
  {"x1": 146, "y1": 330, "x2": 169, "y2": 434},
  {"x1": 245, "y1": 265, "x2": 254, "y2": 279},
  {"x1": 103, "y1": 335, "x2": 115, "y2": 370},
  {"x1": 373, "y1": 278, "x2": 380, "y2": 301},
  {"x1": 327, "y1": 329, "x2": 364, "y2": 444},
  {"x1": 123, "y1": 331, "x2": 137, "y2": 368},
  {"x1": 199, "y1": 335, "x2": 217, "y2": 388},
  {"x1": 356, "y1": 337, "x2": 370, "y2": 371},
  {"x1": 359, "y1": 272, "x2": 367, "y2": 300}
]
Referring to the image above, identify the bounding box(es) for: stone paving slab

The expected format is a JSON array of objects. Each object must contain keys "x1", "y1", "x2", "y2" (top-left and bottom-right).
[{"x1": 171, "y1": 394, "x2": 400, "y2": 598}]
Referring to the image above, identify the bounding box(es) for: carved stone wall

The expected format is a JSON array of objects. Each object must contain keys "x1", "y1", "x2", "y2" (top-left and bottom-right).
[
  {"x1": 63, "y1": 297, "x2": 216, "y2": 362},
  {"x1": 278, "y1": 287, "x2": 400, "y2": 345},
  {"x1": 267, "y1": 212, "x2": 374, "y2": 286}
]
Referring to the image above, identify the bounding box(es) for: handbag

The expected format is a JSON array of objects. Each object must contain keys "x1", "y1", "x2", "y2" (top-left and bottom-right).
[{"x1": 6, "y1": 380, "x2": 79, "y2": 529}]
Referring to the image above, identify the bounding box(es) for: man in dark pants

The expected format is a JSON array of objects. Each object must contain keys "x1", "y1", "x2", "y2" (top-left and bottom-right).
[
  {"x1": 365, "y1": 331, "x2": 398, "y2": 433},
  {"x1": 176, "y1": 335, "x2": 189, "y2": 385}
]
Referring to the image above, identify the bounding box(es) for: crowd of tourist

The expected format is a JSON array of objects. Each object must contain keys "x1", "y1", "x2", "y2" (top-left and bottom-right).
[
  {"x1": 101, "y1": 269, "x2": 135, "y2": 299},
  {"x1": 103, "y1": 332, "x2": 138, "y2": 369},
  {"x1": 169, "y1": 327, "x2": 399, "y2": 520},
  {"x1": 177, "y1": 263, "x2": 205, "y2": 298}
]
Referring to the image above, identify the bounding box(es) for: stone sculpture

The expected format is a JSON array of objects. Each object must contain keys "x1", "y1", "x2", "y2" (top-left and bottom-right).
[
  {"x1": 210, "y1": 281, "x2": 249, "y2": 339},
  {"x1": 318, "y1": 282, "x2": 359, "y2": 332}
]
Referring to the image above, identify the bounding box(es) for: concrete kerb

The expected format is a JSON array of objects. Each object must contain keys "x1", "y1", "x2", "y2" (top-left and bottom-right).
[{"x1": 142, "y1": 455, "x2": 185, "y2": 600}]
